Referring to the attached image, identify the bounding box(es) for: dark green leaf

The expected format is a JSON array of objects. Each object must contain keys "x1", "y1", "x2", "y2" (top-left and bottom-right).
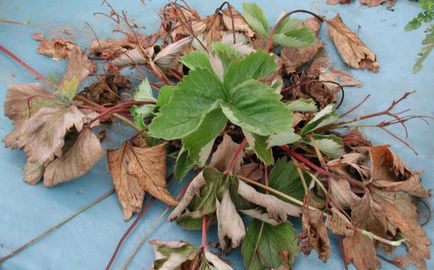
[{"x1": 241, "y1": 220, "x2": 298, "y2": 270}]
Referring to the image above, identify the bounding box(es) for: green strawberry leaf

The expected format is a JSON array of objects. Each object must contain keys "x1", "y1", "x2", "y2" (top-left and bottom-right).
[
  {"x1": 243, "y1": 129, "x2": 274, "y2": 165},
  {"x1": 149, "y1": 68, "x2": 227, "y2": 140},
  {"x1": 175, "y1": 147, "x2": 195, "y2": 181},
  {"x1": 156, "y1": 85, "x2": 176, "y2": 108},
  {"x1": 287, "y1": 98, "x2": 318, "y2": 112},
  {"x1": 304, "y1": 134, "x2": 344, "y2": 159},
  {"x1": 300, "y1": 104, "x2": 338, "y2": 136},
  {"x1": 224, "y1": 50, "x2": 276, "y2": 90},
  {"x1": 221, "y1": 80, "x2": 293, "y2": 136},
  {"x1": 212, "y1": 42, "x2": 242, "y2": 72},
  {"x1": 242, "y1": 2, "x2": 270, "y2": 38},
  {"x1": 269, "y1": 158, "x2": 310, "y2": 201},
  {"x1": 182, "y1": 109, "x2": 227, "y2": 166},
  {"x1": 180, "y1": 51, "x2": 213, "y2": 72},
  {"x1": 241, "y1": 220, "x2": 298, "y2": 270},
  {"x1": 272, "y1": 27, "x2": 315, "y2": 48}
]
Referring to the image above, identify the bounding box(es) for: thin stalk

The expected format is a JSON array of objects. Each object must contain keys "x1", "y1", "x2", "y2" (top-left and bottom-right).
[
  {"x1": 0, "y1": 18, "x2": 31, "y2": 25},
  {"x1": 105, "y1": 197, "x2": 156, "y2": 270},
  {"x1": 121, "y1": 177, "x2": 191, "y2": 269},
  {"x1": 0, "y1": 43, "x2": 57, "y2": 88},
  {"x1": 224, "y1": 138, "x2": 247, "y2": 174},
  {"x1": 201, "y1": 215, "x2": 208, "y2": 250},
  {"x1": 0, "y1": 189, "x2": 114, "y2": 264},
  {"x1": 266, "y1": 10, "x2": 324, "y2": 52}
]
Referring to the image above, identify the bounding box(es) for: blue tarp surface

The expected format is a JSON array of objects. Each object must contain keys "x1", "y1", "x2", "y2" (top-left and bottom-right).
[{"x1": 0, "y1": 0, "x2": 433, "y2": 269}]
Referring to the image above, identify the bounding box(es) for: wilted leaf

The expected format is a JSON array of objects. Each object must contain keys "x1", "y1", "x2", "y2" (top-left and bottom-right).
[
  {"x1": 209, "y1": 134, "x2": 244, "y2": 173},
  {"x1": 221, "y1": 4, "x2": 255, "y2": 37},
  {"x1": 287, "y1": 98, "x2": 318, "y2": 112},
  {"x1": 150, "y1": 240, "x2": 199, "y2": 270},
  {"x1": 241, "y1": 220, "x2": 298, "y2": 270},
  {"x1": 327, "y1": 14, "x2": 379, "y2": 72},
  {"x1": 238, "y1": 180, "x2": 300, "y2": 222},
  {"x1": 216, "y1": 190, "x2": 246, "y2": 253},
  {"x1": 414, "y1": 25, "x2": 434, "y2": 73},
  {"x1": 329, "y1": 178, "x2": 360, "y2": 209},
  {"x1": 299, "y1": 207, "x2": 330, "y2": 262},
  {"x1": 44, "y1": 127, "x2": 104, "y2": 187},
  {"x1": 108, "y1": 142, "x2": 177, "y2": 220},
  {"x1": 306, "y1": 134, "x2": 344, "y2": 159},
  {"x1": 153, "y1": 36, "x2": 193, "y2": 71},
  {"x1": 327, "y1": 0, "x2": 351, "y2": 4}
]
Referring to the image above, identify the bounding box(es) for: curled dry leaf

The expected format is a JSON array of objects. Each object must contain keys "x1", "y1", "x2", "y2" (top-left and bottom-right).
[
  {"x1": 168, "y1": 171, "x2": 206, "y2": 221},
  {"x1": 33, "y1": 33, "x2": 79, "y2": 60},
  {"x1": 216, "y1": 189, "x2": 246, "y2": 253},
  {"x1": 327, "y1": 14, "x2": 379, "y2": 72},
  {"x1": 329, "y1": 178, "x2": 360, "y2": 209},
  {"x1": 325, "y1": 207, "x2": 354, "y2": 236},
  {"x1": 299, "y1": 207, "x2": 330, "y2": 262},
  {"x1": 44, "y1": 127, "x2": 104, "y2": 187},
  {"x1": 61, "y1": 47, "x2": 96, "y2": 83},
  {"x1": 204, "y1": 250, "x2": 234, "y2": 270},
  {"x1": 107, "y1": 142, "x2": 177, "y2": 220},
  {"x1": 237, "y1": 180, "x2": 301, "y2": 222},
  {"x1": 210, "y1": 134, "x2": 244, "y2": 173},
  {"x1": 150, "y1": 240, "x2": 199, "y2": 269},
  {"x1": 239, "y1": 209, "x2": 280, "y2": 225},
  {"x1": 360, "y1": 0, "x2": 396, "y2": 7},
  {"x1": 238, "y1": 162, "x2": 263, "y2": 181}
]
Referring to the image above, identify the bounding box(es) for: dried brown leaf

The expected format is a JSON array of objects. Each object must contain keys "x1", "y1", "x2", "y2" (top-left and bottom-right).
[
  {"x1": 44, "y1": 127, "x2": 104, "y2": 187},
  {"x1": 33, "y1": 34, "x2": 78, "y2": 60},
  {"x1": 342, "y1": 232, "x2": 380, "y2": 270},
  {"x1": 329, "y1": 178, "x2": 360, "y2": 209},
  {"x1": 210, "y1": 134, "x2": 244, "y2": 173},
  {"x1": 327, "y1": 0, "x2": 351, "y2": 4},
  {"x1": 221, "y1": 5, "x2": 255, "y2": 37},
  {"x1": 108, "y1": 142, "x2": 177, "y2": 220},
  {"x1": 327, "y1": 14, "x2": 379, "y2": 72},
  {"x1": 325, "y1": 207, "x2": 354, "y2": 236},
  {"x1": 299, "y1": 207, "x2": 330, "y2": 262},
  {"x1": 360, "y1": 0, "x2": 396, "y2": 7}
]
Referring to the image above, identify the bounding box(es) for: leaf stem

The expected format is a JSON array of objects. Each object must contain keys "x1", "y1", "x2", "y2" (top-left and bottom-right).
[
  {"x1": 266, "y1": 10, "x2": 324, "y2": 52},
  {"x1": 105, "y1": 197, "x2": 156, "y2": 270},
  {"x1": 0, "y1": 43, "x2": 57, "y2": 88},
  {"x1": 0, "y1": 18, "x2": 31, "y2": 25},
  {"x1": 201, "y1": 215, "x2": 208, "y2": 251},
  {"x1": 0, "y1": 189, "x2": 114, "y2": 264},
  {"x1": 224, "y1": 138, "x2": 247, "y2": 174}
]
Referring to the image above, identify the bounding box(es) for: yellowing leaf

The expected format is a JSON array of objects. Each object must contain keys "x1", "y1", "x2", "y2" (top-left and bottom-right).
[{"x1": 108, "y1": 142, "x2": 177, "y2": 220}]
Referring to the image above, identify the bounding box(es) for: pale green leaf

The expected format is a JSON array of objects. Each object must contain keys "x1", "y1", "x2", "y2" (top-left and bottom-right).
[
  {"x1": 242, "y1": 2, "x2": 270, "y2": 38},
  {"x1": 414, "y1": 25, "x2": 434, "y2": 72},
  {"x1": 224, "y1": 50, "x2": 276, "y2": 90},
  {"x1": 243, "y1": 129, "x2": 273, "y2": 165},
  {"x1": 182, "y1": 109, "x2": 227, "y2": 165},
  {"x1": 221, "y1": 80, "x2": 293, "y2": 136},
  {"x1": 241, "y1": 220, "x2": 298, "y2": 270},
  {"x1": 300, "y1": 104, "x2": 338, "y2": 136},
  {"x1": 306, "y1": 134, "x2": 344, "y2": 159},
  {"x1": 148, "y1": 68, "x2": 227, "y2": 140},
  {"x1": 267, "y1": 131, "x2": 301, "y2": 147},
  {"x1": 287, "y1": 98, "x2": 318, "y2": 112},
  {"x1": 134, "y1": 79, "x2": 156, "y2": 102}
]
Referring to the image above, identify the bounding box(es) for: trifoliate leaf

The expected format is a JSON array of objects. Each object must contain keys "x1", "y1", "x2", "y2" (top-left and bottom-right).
[
  {"x1": 300, "y1": 104, "x2": 338, "y2": 136},
  {"x1": 182, "y1": 109, "x2": 227, "y2": 165},
  {"x1": 149, "y1": 68, "x2": 226, "y2": 140},
  {"x1": 156, "y1": 85, "x2": 176, "y2": 108},
  {"x1": 287, "y1": 98, "x2": 318, "y2": 112},
  {"x1": 220, "y1": 80, "x2": 293, "y2": 136},
  {"x1": 272, "y1": 27, "x2": 315, "y2": 48},
  {"x1": 223, "y1": 50, "x2": 276, "y2": 89},
  {"x1": 305, "y1": 134, "x2": 344, "y2": 159},
  {"x1": 269, "y1": 158, "x2": 311, "y2": 201},
  {"x1": 241, "y1": 220, "x2": 298, "y2": 270},
  {"x1": 242, "y1": 2, "x2": 270, "y2": 38},
  {"x1": 243, "y1": 129, "x2": 274, "y2": 165}
]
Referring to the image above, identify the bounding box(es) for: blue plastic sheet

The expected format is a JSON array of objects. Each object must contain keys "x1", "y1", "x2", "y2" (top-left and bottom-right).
[{"x1": 0, "y1": 1, "x2": 433, "y2": 269}]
